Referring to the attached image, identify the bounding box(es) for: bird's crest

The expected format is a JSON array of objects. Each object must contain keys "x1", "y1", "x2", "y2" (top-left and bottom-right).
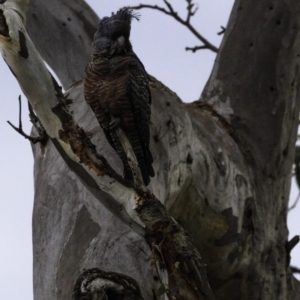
[
  {"x1": 110, "y1": 8, "x2": 140, "y2": 22},
  {"x1": 97, "y1": 8, "x2": 140, "y2": 40}
]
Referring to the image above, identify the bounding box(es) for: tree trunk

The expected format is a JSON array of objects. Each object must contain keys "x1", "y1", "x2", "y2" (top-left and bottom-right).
[{"x1": 1, "y1": 0, "x2": 300, "y2": 299}]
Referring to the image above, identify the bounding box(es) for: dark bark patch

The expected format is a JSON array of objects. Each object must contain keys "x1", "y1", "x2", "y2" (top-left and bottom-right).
[
  {"x1": 177, "y1": 175, "x2": 181, "y2": 186},
  {"x1": 0, "y1": 9, "x2": 9, "y2": 37},
  {"x1": 269, "y1": 85, "x2": 275, "y2": 92},
  {"x1": 215, "y1": 208, "x2": 240, "y2": 247},
  {"x1": 186, "y1": 153, "x2": 193, "y2": 165},
  {"x1": 282, "y1": 145, "x2": 288, "y2": 157},
  {"x1": 241, "y1": 197, "x2": 254, "y2": 235},
  {"x1": 31, "y1": 13, "x2": 38, "y2": 20},
  {"x1": 18, "y1": 31, "x2": 29, "y2": 58}
]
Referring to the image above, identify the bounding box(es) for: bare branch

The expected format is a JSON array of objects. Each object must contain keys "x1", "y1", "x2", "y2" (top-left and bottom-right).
[
  {"x1": 163, "y1": 0, "x2": 175, "y2": 15},
  {"x1": 286, "y1": 235, "x2": 300, "y2": 253},
  {"x1": 7, "y1": 95, "x2": 47, "y2": 144},
  {"x1": 186, "y1": 45, "x2": 210, "y2": 52},
  {"x1": 130, "y1": 2, "x2": 218, "y2": 53},
  {"x1": 130, "y1": 4, "x2": 172, "y2": 16},
  {"x1": 217, "y1": 26, "x2": 226, "y2": 35},
  {"x1": 186, "y1": 0, "x2": 199, "y2": 23},
  {"x1": 291, "y1": 266, "x2": 300, "y2": 274}
]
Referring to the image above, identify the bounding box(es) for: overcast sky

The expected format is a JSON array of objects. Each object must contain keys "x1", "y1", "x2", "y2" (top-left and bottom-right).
[{"x1": 0, "y1": 1, "x2": 299, "y2": 299}]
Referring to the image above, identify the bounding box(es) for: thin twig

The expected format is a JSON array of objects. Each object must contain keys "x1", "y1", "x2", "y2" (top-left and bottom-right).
[
  {"x1": 286, "y1": 236, "x2": 300, "y2": 253},
  {"x1": 186, "y1": 0, "x2": 198, "y2": 24},
  {"x1": 186, "y1": 45, "x2": 209, "y2": 52},
  {"x1": 27, "y1": 100, "x2": 48, "y2": 143},
  {"x1": 130, "y1": 2, "x2": 218, "y2": 53},
  {"x1": 291, "y1": 266, "x2": 300, "y2": 274},
  {"x1": 217, "y1": 26, "x2": 226, "y2": 35},
  {"x1": 7, "y1": 95, "x2": 47, "y2": 144}
]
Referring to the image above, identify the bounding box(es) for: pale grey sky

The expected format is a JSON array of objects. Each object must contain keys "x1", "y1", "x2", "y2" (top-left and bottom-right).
[{"x1": 0, "y1": 1, "x2": 299, "y2": 299}]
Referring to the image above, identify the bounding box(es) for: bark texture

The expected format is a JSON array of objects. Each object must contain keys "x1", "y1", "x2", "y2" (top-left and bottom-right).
[
  {"x1": 1, "y1": 0, "x2": 299, "y2": 299},
  {"x1": 200, "y1": 1, "x2": 300, "y2": 298},
  {"x1": 27, "y1": 0, "x2": 99, "y2": 88}
]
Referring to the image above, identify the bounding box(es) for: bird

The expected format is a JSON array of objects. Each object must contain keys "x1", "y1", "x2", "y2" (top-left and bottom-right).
[{"x1": 84, "y1": 8, "x2": 154, "y2": 186}]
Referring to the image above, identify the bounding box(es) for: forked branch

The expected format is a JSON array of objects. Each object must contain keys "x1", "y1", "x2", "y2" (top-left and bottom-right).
[
  {"x1": 130, "y1": 0, "x2": 218, "y2": 53},
  {"x1": 7, "y1": 95, "x2": 47, "y2": 144}
]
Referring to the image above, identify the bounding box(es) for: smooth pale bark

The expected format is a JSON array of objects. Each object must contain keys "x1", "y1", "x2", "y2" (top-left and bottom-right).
[
  {"x1": 0, "y1": 0, "x2": 299, "y2": 299},
  {"x1": 27, "y1": 0, "x2": 99, "y2": 89}
]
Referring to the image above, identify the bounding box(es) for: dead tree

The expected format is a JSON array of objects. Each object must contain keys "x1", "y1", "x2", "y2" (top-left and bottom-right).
[{"x1": 0, "y1": 0, "x2": 300, "y2": 299}]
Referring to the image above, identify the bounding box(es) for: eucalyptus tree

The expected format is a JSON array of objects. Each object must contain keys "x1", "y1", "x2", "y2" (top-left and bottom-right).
[{"x1": 0, "y1": 0, "x2": 299, "y2": 299}]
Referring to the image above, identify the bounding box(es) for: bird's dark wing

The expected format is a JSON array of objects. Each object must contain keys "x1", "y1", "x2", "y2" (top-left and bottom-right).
[
  {"x1": 84, "y1": 52, "x2": 154, "y2": 185},
  {"x1": 126, "y1": 53, "x2": 154, "y2": 185},
  {"x1": 84, "y1": 55, "x2": 134, "y2": 181}
]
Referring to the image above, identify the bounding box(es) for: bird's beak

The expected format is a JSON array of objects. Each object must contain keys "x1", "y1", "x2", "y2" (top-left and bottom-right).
[{"x1": 110, "y1": 35, "x2": 127, "y2": 55}]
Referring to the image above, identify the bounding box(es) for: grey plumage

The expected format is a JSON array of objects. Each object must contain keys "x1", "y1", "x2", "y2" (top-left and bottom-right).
[{"x1": 84, "y1": 8, "x2": 154, "y2": 185}]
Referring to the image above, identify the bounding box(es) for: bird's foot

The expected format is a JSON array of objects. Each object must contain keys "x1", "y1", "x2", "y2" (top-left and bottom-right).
[{"x1": 109, "y1": 116, "x2": 121, "y2": 131}]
